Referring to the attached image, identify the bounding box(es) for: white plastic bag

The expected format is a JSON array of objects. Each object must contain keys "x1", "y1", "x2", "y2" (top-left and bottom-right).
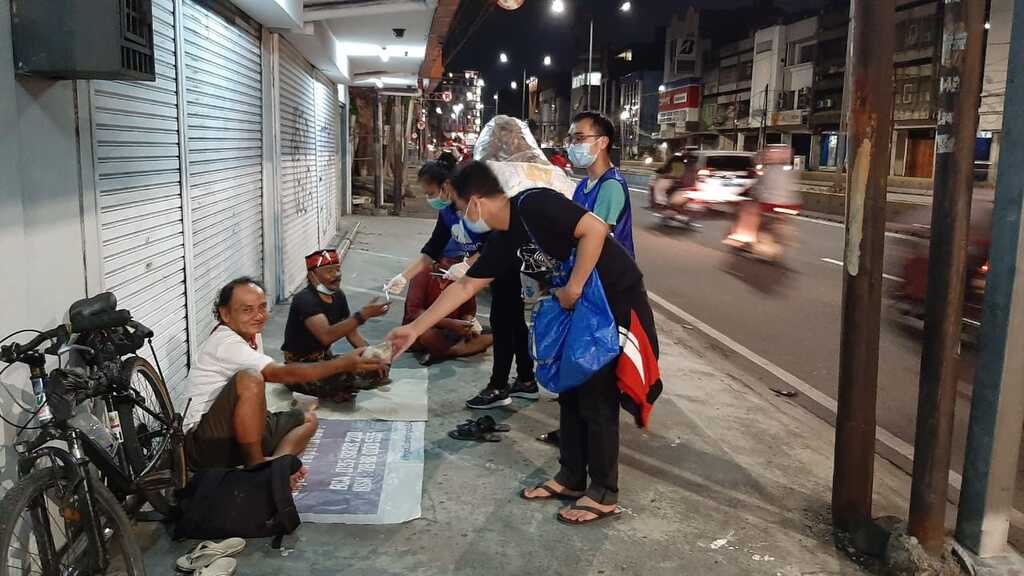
[{"x1": 473, "y1": 115, "x2": 575, "y2": 198}]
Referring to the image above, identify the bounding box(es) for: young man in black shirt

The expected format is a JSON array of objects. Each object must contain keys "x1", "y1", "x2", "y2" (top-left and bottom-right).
[
  {"x1": 387, "y1": 162, "x2": 662, "y2": 526},
  {"x1": 281, "y1": 249, "x2": 390, "y2": 401}
]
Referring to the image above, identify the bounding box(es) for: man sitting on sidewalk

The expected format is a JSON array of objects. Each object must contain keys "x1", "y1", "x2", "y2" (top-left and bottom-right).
[
  {"x1": 281, "y1": 249, "x2": 391, "y2": 402},
  {"x1": 404, "y1": 257, "x2": 493, "y2": 365},
  {"x1": 184, "y1": 277, "x2": 384, "y2": 470}
]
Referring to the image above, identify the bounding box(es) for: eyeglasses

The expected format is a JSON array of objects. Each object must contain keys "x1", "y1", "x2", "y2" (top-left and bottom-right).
[{"x1": 567, "y1": 134, "x2": 603, "y2": 145}]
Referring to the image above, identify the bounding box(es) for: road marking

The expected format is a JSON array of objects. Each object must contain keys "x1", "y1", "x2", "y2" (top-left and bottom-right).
[
  {"x1": 350, "y1": 249, "x2": 411, "y2": 261},
  {"x1": 645, "y1": 289, "x2": 1021, "y2": 524},
  {"x1": 820, "y1": 257, "x2": 903, "y2": 282}
]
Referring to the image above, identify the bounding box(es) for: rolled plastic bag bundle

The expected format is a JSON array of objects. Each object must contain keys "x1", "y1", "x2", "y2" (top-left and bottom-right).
[{"x1": 473, "y1": 115, "x2": 575, "y2": 198}]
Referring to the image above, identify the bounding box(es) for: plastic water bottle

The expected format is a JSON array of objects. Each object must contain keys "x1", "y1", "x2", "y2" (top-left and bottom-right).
[{"x1": 68, "y1": 411, "x2": 117, "y2": 456}]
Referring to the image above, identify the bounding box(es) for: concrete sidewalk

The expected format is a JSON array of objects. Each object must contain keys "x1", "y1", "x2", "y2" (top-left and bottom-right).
[{"x1": 140, "y1": 214, "x2": 920, "y2": 576}]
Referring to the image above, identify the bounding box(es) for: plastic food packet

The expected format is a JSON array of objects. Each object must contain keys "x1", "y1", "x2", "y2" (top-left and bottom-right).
[
  {"x1": 473, "y1": 115, "x2": 576, "y2": 199},
  {"x1": 361, "y1": 341, "x2": 393, "y2": 361}
]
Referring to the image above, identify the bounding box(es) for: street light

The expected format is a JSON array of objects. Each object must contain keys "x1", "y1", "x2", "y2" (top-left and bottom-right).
[
  {"x1": 511, "y1": 80, "x2": 518, "y2": 90},
  {"x1": 543, "y1": 55, "x2": 552, "y2": 67},
  {"x1": 435, "y1": 106, "x2": 442, "y2": 114},
  {"x1": 620, "y1": 1, "x2": 631, "y2": 12},
  {"x1": 550, "y1": 0, "x2": 564, "y2": 14},
  {"x1": 658, "y1": 84, "x2": 666, "y2": 93},
  {"x1": 499, "y1": 52, "x2": 509, "y2": 63}
]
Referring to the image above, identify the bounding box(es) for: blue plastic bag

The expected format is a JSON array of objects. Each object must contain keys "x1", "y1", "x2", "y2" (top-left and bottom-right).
[{"x1": 529, "y1": 268, "x2": 620, "y2": 394}]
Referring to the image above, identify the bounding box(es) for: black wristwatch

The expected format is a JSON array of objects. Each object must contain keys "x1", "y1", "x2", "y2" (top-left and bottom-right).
[{"x1": 353, "y1": 311, "x2": 366, "y2": 325}]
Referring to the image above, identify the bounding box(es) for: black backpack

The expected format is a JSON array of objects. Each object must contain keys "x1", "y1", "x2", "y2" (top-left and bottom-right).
[{"x1": 174, "y1": 455, "x2": 302, "y2": 547}]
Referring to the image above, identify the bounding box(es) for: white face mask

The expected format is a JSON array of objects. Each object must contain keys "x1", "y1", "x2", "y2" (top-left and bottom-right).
[{"x1": 315, "y1": 283, "x2": 335, "y2": 295}]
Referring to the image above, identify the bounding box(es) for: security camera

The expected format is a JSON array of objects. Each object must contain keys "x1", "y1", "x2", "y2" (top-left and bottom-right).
[{"x1": 393, "y1": 28, "x2": 406, "y2": 38}]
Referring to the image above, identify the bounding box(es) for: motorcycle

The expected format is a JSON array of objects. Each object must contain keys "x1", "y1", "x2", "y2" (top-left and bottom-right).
[{"x1": 889, "y1": 252, "x2": 987, "y2": 340}]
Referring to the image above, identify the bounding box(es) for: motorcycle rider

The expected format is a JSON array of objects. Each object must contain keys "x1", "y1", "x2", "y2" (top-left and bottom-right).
[{"x1": 724, "y1": 144, "x2": 801, "y2": 259}]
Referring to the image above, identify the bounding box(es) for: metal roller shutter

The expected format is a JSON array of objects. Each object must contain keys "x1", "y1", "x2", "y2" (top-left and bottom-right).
[
  {"x1": 277, "y1": 38, "x2": 319, "y2": 296},
  {"x1": 315, "y1": 71, "x2": 339, "y2": 245},
  {"x1": 181, "y1": 0, "x2": 264, "y2": 345},
  {"x1": 92, "y1": 0, "x2": 190, "y2": 402}
]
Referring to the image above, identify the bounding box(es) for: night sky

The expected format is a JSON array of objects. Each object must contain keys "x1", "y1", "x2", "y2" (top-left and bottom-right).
[{"x1": 447, "y1": 0, "x2": 842, "y2": 103}]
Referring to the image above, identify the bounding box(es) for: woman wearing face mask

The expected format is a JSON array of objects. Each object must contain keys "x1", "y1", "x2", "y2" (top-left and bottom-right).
[
  {"x1": 385, "y1": 158, "x2": 537, "y2": 408},
  {"x1": 386, "y1": 161, "x2": 662, "y2": 526}
]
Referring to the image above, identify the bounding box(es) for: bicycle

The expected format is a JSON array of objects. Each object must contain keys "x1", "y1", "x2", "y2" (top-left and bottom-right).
[{"x1": 0, "y1": 292, "x2": 187, "y2": 575}]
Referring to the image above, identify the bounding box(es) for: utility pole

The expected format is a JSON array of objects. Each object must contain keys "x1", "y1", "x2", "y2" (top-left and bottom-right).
[
  {"x1": 908, "y1": 0, "x2": 985, "y2": 554},
  {"x1": 831, "y1": 0, "x2": 895, "y2": 533},
  {"x1": 955, "y1": 0, "x2": 1024, "y2": 558},
  {"x1": 759, "y1": 84, "x2": 769, "y2": 149},
  {"x1": 587, "y1": 18, "x2": 594, "y2": 110}
]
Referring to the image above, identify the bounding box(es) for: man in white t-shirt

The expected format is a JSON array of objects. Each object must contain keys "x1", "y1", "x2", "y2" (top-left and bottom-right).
[{"x1": 184, "y1": 277, "x2": 384, "y2": 470}]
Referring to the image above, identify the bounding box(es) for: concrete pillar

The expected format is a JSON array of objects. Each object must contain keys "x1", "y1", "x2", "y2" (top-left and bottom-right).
[{"x1": 988, "y1": 131, "x2": 1002, "y2": 185}]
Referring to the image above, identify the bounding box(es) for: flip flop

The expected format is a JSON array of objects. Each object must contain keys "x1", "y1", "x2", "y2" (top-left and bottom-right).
[
  {"x1": 448, "y1": 421, "x2": 501, "y2": 442},
  {"x1": 556, "y1": 504, "x2": 622, "y2": 526},
  {"x1": 195, "y1": 557, "x2": 237, "y2": 576},
  {"x1": 536, "y1": 430, "x2": 560, "y2": 446},
  {"x1": 520, "y1": 484, "x2": 584, "y2": 501},
  {"x1": 176, "y1": 538, "x2": 246, "y2": 572},
  {"x1": 457, "y1": 415, "x2": 510, "y2": 434}
]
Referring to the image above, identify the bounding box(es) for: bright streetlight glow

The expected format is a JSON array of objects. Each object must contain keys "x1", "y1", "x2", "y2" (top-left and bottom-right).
[
  {"x1": 620, "y1": 1, "x2": 631, "y2": 12},
  {"x1": 985, "y1": 21, "x2": 991, "y2": 29},
  {"x1": 551, "y1": 0, "x2": 565, "y2": 14},
  {"x1": 658, "y1": 84, "x2": 666, "y2": 92},
  {"x1": 493, "y1": 93, "x2": 499, "y2": 100},
  {"x1": 543, "y1": 55, "x2": 552, "y2": 67},
  {"x1": 499, "y1": 52, "x2": 509, "y2": 63},
  {"x1": 511, "y1": 80, "x2": 518, "y2": 90},
  {"x1": 477, "y1": 78, "x2": 485, "y2": 87},
  {"x1": 435, "y1": 106, "x2": 442, "y2": 114}
]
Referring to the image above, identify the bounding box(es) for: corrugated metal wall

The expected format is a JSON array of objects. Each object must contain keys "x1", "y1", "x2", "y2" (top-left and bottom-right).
[
  {"x1": 277, "y1": 38, "x2": 320, "y2": 296},
  {"x1": 92, "y1": 0, "x2": 191, "y2": 401},
  {"x1": 182, "y1": 0, "x2": 264, "y2": 345},
  {"x1": 314, "y1": 70, "x2": 339, "y2": 247}
]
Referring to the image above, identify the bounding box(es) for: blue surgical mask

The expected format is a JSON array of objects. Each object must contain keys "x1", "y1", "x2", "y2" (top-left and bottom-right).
[
  {"x1": 568, "y1": 142, "x2": 597, "y2": 168},
  {"x1": 463, "y1": 198, "x2": 491, "y2": 233},
  {"x1": 427, "y1": 197, "x2": 451, "y2": 210}
]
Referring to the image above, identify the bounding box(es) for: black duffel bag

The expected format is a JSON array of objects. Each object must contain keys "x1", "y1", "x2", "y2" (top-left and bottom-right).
[{"x1": 174, "y1": 455, "x2": 302, "y2": 547}]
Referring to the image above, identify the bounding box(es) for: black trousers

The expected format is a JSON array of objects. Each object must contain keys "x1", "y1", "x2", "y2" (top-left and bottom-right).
[
  {"x1": 488, "y1": 270, "x2": 534, "y2": 388},
  {"x1": 552, "y1": 281, "x2": 659, "y2": 506}
]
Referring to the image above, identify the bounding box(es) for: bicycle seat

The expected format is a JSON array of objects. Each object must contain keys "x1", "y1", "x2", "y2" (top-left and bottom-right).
[{"x1": 69, "y1": 292, "x2": 117, "y2": 325}]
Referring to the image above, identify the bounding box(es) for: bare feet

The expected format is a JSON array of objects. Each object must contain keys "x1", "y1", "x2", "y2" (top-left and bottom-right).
[
  {"x1": 521, "y1": 479, "x2": 584, "y2": 500},
  {"x1": 290, "y1": 465, "x2": 309, "y2": 491},
  {"x1": 557, "y1": 496, "x2": 617, "y2": 522}
]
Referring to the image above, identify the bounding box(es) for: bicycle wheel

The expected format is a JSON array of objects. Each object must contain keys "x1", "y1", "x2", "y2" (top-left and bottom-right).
[
  {"x1": 0, "y1": 467, "x2": 145, "y2": 575},
  {"x1": 117, "y1": 356, "x2": 186, "y2": 516}
]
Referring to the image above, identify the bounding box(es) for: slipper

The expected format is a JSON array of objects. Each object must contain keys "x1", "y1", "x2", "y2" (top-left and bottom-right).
[
  {"x1": 556, "y1": 504, "x2": 622, "y2": 526},
  {"x1": 195, "y1": 557, "x2": 237, "y2": 576},
  {"x1": 176, "y1": 538, "x2": 245, "y2": 572},
  {"x1": 536, "y1": 430, "x2": 560, "y2": 446},
  {"x1": 520, "y1": 484, "x2": 584, "y2": 501},
  {"x1": 457, "y1": 415, "x2": 510, "y2": 434},
  {"x1": 448, "y1": 422, "x2": 501, "y2": 442}
]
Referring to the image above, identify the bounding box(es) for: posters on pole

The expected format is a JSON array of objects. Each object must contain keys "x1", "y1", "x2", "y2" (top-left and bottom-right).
[{"x1": 293, "y1": 419, "x2": 425, "y2": 524}]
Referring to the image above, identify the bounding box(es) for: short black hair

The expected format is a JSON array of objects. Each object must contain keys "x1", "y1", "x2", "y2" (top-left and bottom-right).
[
  {"x1": 450, "y1": 161, "x2": 505, "y2": 201},
  {"x1": 213, "y1": 276, "x2": 264, "y2": 323},
  {"x1": 572, "y1": 111, "x2": 616, "y2": 147},
  {"x1": 436, "y1": 151, "x2": 458, "y2": 171},
  {"x1": 417, "y1": 160, "x2": 453, "y2": 187}
]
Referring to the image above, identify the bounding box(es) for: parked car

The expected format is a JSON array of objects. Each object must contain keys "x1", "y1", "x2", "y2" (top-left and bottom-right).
[{"x1": 542, "y1": 147, "x2": 574, "y2": 177}]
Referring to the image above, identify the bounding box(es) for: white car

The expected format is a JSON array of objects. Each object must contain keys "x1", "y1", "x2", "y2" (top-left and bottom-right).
[{"x1": 649, "y1": 151, "x2": 758, "y2": 211}]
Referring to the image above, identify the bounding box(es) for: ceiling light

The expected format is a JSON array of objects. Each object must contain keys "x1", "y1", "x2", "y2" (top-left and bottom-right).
[
  {"x1": 379, "y1": 47, "x2": 389, "y2": 62},
  {"x1": 373, "y1": 78, "x2": 384, "y2": 88}
]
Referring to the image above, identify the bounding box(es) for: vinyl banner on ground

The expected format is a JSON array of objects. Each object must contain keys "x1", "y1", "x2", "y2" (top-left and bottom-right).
[{"x1": 293, "y1": 419, "x2": 424, "y2": 524}]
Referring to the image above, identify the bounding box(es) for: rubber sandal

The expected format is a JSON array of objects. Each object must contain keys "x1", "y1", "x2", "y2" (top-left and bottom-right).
[
  {"x1": 457, "y1": 415, "x2": 510, "y2": 434},
  {"x1": 520, "y1": 484, "x2": 584, "y2": 501},
  {"x1": 176, "y1": 538, "x2": 246, "y2": 572},
  {"x1": 195, "y1": 557, "x2": 237, "y2": 576},
  {"x1": 448, "y1": 421, "x2": 501, "y2": 442},
  {"x1": 536, "y1": 430, "x2": 560, "y2": 446},
  {"x1": 556, "y1": 504, "x2": 622, "y2": 526}
]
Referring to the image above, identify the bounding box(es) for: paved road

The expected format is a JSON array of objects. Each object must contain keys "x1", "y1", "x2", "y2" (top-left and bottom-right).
[{"x1": 623, "y1": 187, "x2": 1004, "y2": 503}]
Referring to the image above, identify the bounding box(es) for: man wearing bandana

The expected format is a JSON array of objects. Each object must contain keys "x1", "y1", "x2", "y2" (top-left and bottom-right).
[{"x1": 281, "y1": 249, "x2": 391, "y2": 402}]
